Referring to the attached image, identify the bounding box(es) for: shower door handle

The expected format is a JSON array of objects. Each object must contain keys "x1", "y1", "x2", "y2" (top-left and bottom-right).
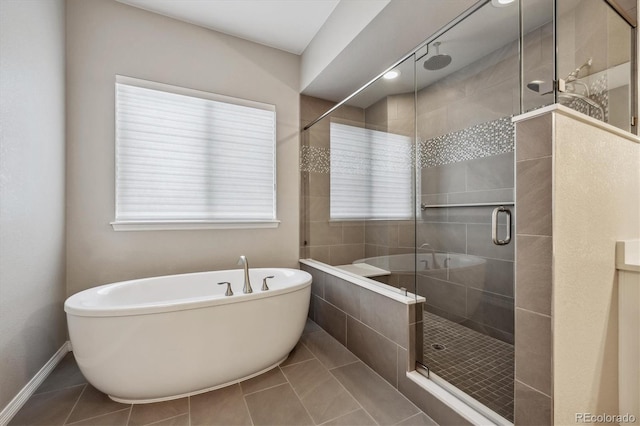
[{"x1": 492, "y1": 206, "x2": 512, "y2": 246}]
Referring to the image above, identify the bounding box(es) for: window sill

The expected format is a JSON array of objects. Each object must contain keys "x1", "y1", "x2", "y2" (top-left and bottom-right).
[{"x1": 111, "y1": 220, "x2": 280, "y2": 231}]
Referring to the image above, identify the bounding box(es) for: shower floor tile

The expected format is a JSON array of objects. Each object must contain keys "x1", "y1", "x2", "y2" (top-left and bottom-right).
[
  {"x1": 10, "y1": 320, "x2": 431, "y2": 426},
  {"x1": 422, "y1": 310, "x2": 514, "y2": 422}
]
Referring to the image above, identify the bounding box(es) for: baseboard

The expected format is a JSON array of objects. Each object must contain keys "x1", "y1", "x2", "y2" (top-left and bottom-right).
[{"x1": 0, "y1": 341, "x2": 71, "y2": 426}]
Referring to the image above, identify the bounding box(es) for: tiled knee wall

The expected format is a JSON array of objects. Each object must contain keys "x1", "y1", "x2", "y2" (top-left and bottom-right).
[
  {"x1": 300, "y1": 263, "x2": 418, "y2": 387},
  {"x1": 300, "y1": 262, "x2": 474, "y2": 426}
]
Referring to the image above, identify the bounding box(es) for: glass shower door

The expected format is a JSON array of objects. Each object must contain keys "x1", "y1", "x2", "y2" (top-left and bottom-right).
[{"x1": 413, "y1": 1, "x2": 519, "y2": 422}]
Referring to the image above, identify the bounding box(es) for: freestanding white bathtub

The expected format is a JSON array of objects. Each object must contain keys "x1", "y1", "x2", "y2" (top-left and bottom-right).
[{"x1": 64, "y1": 268, "x2": 311, "y2": 404}]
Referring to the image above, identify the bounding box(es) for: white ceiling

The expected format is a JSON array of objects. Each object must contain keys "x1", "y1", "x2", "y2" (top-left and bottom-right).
[{"x1": 116, "y1": 0, "x2": 340, "y2": 55}]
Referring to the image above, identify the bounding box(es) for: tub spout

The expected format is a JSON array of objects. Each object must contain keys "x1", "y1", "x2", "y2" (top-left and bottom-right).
[
  {"x1": 237, "y1": 255, "x2": 252, "y2": 293},
  {"x1": 419, "y1": 243, "x2": 439, "y2": 269}
]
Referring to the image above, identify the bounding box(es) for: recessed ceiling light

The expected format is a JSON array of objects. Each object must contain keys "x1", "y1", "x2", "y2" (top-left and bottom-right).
[
  {"x1": 383, "y1": 70, "x2": 401, "y2": 80},
  {"x1": 491, "y1": 0, "x2": 515, "y2": 7}
]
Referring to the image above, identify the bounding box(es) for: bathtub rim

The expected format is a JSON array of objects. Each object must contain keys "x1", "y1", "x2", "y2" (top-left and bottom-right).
[
  {"x1": 65, "y1": 267, "x2": 311, "y2": 318},
  {"x1": 354, "y1": 252, "x2": 487, "y2": 273},
  {"x1": 299, "y1": 259, "x2": 424, "y2": 304}
]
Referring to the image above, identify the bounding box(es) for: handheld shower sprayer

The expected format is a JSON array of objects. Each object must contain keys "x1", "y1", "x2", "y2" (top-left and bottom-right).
[{"x1": 565, "y1": 58, "x2": 593, "y2": 83}]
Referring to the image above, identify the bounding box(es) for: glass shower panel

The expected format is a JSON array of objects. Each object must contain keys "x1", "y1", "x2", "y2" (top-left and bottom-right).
[
  {"x1": 346, "y1": 56, "x2": 417, "y2": 294},
  {"x1": 301, "y1": 100, "x2": 366, "y2": 265},
  {"x1": 414, "y1": 1, "x2": 519, "y2": 422},
  {"x1": 521, "y1": 0, "x2": 556, "y2": 112},
  {"x1": 556, "y1": 0, "x2": 635, "y2": 131},
  {"x1": 301, "y1": 56, "x2": 417, "y2": 295}
]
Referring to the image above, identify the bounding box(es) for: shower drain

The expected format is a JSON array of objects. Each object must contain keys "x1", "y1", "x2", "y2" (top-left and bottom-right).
[{"x1": 431, "y1": 343, "x2": 446, "y2": 351}]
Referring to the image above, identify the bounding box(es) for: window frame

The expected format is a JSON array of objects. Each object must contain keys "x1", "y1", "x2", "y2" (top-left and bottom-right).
[{"x1": 111, "y1": 75, "x2": 279, "y2": 231}]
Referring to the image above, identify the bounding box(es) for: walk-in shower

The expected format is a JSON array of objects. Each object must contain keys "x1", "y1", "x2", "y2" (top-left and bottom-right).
[{"x1": 301, "y1": 0, "x2": 636, "y2": 423}]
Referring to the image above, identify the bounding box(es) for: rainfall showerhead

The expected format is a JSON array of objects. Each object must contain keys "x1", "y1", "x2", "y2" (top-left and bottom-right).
[{"x1": 423, "y1": 42, "x2": 452, "y2": 71}]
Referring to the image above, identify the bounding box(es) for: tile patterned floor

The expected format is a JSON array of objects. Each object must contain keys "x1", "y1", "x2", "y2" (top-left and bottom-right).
[
  {"x1": 422, "y1": 311, "x2": 514, "y2": 422},
  {"x1": 9, "y1": 320, "x2": 436, "y2": 426}
]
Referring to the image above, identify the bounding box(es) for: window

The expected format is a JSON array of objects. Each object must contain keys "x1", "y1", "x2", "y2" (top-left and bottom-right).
[
  {"x1": 330, "y1": 122, "x2": 413, "y2": 220},
  {"x1": 113, "y1": 76, "x2": 277, "y2": 230}
]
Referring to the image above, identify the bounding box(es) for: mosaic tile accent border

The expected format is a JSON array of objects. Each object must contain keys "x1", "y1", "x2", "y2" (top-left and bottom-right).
[
  {"x1": 301, "y1": 116, "x2": 516, "y2": 173},
  {"x1": 301, "y1": 144, "x2": 415, "y2": 174},
  {"x1": 300, "y1": 145, "x2": 331, "y2": 173},
  {"x1": 418, "y1": 116, "x2": 515, "y2": 169}
]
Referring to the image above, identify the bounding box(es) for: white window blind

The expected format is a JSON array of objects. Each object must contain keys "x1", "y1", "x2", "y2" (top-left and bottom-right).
[
  {"x1": 330, "y1": 122, "x2": 413, "y2": 220},
  {"x1": 114, "y1": 76, "x2": 276, "y2": 227}
]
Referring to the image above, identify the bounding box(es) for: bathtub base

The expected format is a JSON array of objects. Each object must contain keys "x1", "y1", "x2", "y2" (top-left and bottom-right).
[{"x1": 108, "y1": 355, "x2": 288, "y2": 404}]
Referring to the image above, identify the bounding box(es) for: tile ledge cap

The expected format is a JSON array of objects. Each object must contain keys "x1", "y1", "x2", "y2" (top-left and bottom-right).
[
  {"x1": 513, "y1": 104, "x2": 639, "y2": 144},
  {"x1": 299, "y1": 259, "x2": 424, "y2": 305}
]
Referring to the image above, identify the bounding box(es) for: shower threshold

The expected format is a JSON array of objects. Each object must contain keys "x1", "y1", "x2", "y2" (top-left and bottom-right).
[{"x1": 406, "y1": 369, "x2": 512, "y2": 426}]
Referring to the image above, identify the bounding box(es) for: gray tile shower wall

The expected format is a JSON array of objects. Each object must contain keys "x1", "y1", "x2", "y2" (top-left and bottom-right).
[
  {"x1": 514, "y1": 113, "x2": 553, "y2": 425},
  {"x1": 417, "y1": 151, "x2": 516, "y2": 344}
]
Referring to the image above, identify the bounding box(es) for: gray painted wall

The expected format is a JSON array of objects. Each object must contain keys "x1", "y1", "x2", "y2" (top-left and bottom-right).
[
  {"x1": 0, "y1": 0, "x2": 67, "y2": 409},
  {"x1": 65, "y1": 0, "x2": 301, "y2": 296}
]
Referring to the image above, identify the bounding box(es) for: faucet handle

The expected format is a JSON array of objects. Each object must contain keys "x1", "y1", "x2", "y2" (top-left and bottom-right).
[
  {"x1": 261, "y1": 276, "x2": 274, "y2": 291},
  {"x1": 218, "y1": 281, "x2": 233, "y2": 296}
]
